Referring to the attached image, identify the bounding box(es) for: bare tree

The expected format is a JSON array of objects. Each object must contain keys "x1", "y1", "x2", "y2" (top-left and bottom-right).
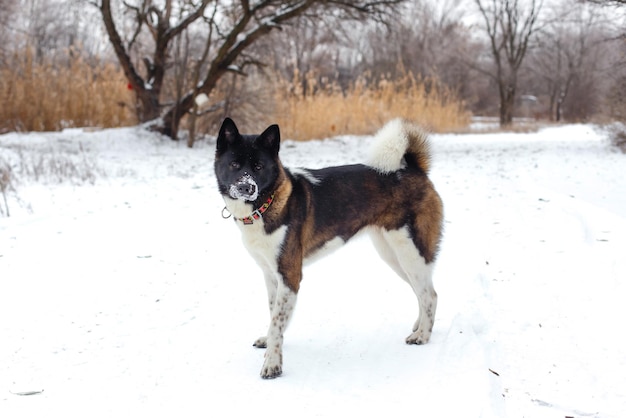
[
  {"x1": 266, "y1": 14, "x2": 347, "y2": 95},
  {"x1": 0, "y1": 0, "x2": 17, "y2": 65},
  {"x1": 529, "y1": 3, "x2": 608, "y2": 121},
  {"x1": 363, "y1": 1, "x2": 468, "y2": 76},
  {"x1": 360, "y1": 1, "x2": 481, "y2": 102},
  {"x1": 97, "y1": 0, "x2": 211, "y2": 128},
  {"x1": 474, "y1": 0, "x2": 543, "y2": 126},
  {"x1": 583, "y1": 0, "x2": 626, "y2": 39},
  {"x1": 95, "y1": 0, "x2": 403, "y2": 140}
]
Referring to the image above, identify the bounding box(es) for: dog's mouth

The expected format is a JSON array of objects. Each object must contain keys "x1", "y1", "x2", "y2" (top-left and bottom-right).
[{"x1": 228, "y1": 174, "x2": 259, "y2": 201}]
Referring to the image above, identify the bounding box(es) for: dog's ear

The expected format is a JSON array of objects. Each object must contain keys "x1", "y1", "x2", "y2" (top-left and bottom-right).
[
  {"x1": 256, "y1": 124, "x2": 280, "y2": 155},
  {"x1": 217, "y1": 117, "x2": 240, "y2": 153}
]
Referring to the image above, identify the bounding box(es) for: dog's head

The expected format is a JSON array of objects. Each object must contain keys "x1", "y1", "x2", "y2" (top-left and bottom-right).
[{"x1": 215, "y1": 118, "x2": 281, "y2": 203}]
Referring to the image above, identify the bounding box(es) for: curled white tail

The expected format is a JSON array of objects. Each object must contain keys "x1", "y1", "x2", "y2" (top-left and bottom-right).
[{"x1": 367, "y1": 119, "x2": 431, "y2": 174}]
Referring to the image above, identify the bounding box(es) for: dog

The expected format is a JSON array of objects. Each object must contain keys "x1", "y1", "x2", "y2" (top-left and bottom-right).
[{"x1": 214, "y1": 117, "x2": 443, "y2": 379}]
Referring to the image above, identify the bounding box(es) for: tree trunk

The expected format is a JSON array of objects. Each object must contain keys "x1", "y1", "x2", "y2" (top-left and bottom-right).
[
  {"x1": 555, "y1": 98, "x2": 563, "y2": 122},
  {"x1": 158, "y1": 93, "x2": 195, "y2": 138},
  {"x1": 475, "y1": 0, "x2": 542, "y2": 129},
  {"x1": 158, "y1": 66, "x2": 224, "y2": 138},
  {"x1": 135, "y1": 88, "x2": 161, "y2": 123},
  {"x1": 499, "y1": 83, "x2": 515, "y2": 126}
]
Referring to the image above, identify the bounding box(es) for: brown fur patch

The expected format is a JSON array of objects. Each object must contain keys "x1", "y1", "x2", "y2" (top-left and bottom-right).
[
  {"x1": 405, "y1": 122, "x2": 432, "y2": 174},
  {"x1": 260, "y1": 164, "x2": 443, "y2": 292}
]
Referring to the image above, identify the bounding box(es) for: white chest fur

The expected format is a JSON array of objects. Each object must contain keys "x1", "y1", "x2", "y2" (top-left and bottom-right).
[
  {"x1": 238, "y1": 220, "x2": 288, "y2": 269},
  {"x1": 224, "y1": 197, "x2": 254, "y2": 219}
]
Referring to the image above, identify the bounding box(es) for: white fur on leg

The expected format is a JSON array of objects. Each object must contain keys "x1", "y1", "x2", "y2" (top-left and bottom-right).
[
  {"x1": 261, "y1": 282, "x2": 297, "y2": 379},
  {"x1": 405, "y1": 261, "x2": 437, "y2": 345},
  {"x1": 253, "y1": 266, "x2": 279, "y2": 348},
  {"x1": 238, "y1": 220, "x2": 293, "y2": 378},
  {"x1": 376, "y1": 227, "x2": 437, "y2": 345},
  {"x1": 235, "y1": 220, "x2": 288, "y2": 351},
  {"x1": 369, "y1": 228, "x2": 410, "y2": 284}
]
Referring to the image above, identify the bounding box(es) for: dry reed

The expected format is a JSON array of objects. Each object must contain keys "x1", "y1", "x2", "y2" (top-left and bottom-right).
[
  {"x1": 272, "y1": 70, "x2": 471, "y2": 140},
  {"x1": 0, "y1": 48, "x2": 136, "y2": 133},
  {"x1": 1, "y1": 49, "x2": 469, "y2": 140}
]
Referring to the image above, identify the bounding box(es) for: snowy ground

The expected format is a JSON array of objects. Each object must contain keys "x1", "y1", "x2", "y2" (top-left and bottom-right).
[{"x1": 1, "y1": 123, "x2": 625, "y2": 417}]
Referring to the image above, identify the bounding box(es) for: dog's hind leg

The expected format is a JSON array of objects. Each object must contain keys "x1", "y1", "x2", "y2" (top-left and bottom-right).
[
  {"x1": 403, "y1": 260, "x2": 437, "y2": 345},
  {"x1": 377, "y1": 228, "x2": 438, "y2": 345},
  {"x1": 370, "y1": 228, "x2": 411, "y2": 283}
]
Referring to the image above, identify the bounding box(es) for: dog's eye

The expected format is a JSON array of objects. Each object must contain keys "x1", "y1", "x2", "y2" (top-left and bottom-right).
[
  {"x1": 253, "y1": 163, "x2": 264, "y2": 171},
  {"x1": 230, "y1": 161, "x2": 241, "y2": 169}
]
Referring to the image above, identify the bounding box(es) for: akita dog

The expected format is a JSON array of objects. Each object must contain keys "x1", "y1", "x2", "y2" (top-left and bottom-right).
[{"x1": 214, "y1": 118, "x2": 443, "y2": 379}]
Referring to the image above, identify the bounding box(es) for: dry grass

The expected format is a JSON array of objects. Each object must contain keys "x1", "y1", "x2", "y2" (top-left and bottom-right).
[
  {"x1": 0, "y1": 48, "x2": 136, "y2": 133},
  {"x1": 271, "y1": 70, "x2": 471, "y2": 140},
  {"x1": 0, "y1": 142, "x2": 105, "y2": 217},
  {"x1": 0, "y1": 50, "x2": 469, "y2": 140},
  {"x1": 0, "y1": 159, "x2": 13, "y2": 216}
]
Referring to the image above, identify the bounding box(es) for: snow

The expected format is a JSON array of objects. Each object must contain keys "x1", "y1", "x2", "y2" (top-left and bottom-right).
[{"x1": 1, "y1": 124, "x2": 625, "y2": 417}]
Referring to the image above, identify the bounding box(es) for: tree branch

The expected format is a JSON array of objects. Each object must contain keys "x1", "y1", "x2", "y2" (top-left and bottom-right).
[
  {"x1": 98, "y1": 0, "x2": 144, "y2": 90},
  {"x1": 163, "y1": 0, "x2": 212, "y2": 44}
]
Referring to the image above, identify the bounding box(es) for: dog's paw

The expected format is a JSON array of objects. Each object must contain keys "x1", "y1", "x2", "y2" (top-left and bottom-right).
[
  {"x1": 253, "y1": 336, "x2": 267, "y2": 348},
  {"x1": 260, "y1": 355, "x2": 282, "y2": 379},
  {"x1": 260, "y1": 364, "x2": 282, "y2": 379},
  {"x1": 405, "y1": 329, "x2": 431, "y2": 345}
]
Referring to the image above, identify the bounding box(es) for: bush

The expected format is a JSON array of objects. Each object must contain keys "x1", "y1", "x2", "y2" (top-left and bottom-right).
[{"x1": 607, "y1": 122, "x2": 626, "y2": 153}]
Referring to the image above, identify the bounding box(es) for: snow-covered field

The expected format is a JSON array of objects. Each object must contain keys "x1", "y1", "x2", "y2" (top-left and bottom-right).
[{"x1": 1, "y1": 123, "x2": 625, "y2": 417}]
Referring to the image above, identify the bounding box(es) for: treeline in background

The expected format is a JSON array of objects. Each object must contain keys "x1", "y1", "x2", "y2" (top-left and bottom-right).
[{"x1": 0, "y1": 0, "x2": 625, "y2": 142}]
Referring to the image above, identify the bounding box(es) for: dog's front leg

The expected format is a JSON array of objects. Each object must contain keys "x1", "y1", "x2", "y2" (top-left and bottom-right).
[
  {"x1": 253, "y1": 267, "x2": 278, "y2": 348},
  {"x1": 260, "y1": 279, "x2": 297, "y2": 379}
]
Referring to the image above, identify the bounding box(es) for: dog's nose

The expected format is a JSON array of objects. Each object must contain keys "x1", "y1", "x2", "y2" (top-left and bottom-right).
[
  {"x1": 237, "y1": 182, "x2": 256, "y2": 197},
  {"x1": 229, "y1": 174, "x2": 259, "y2": 201}
]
